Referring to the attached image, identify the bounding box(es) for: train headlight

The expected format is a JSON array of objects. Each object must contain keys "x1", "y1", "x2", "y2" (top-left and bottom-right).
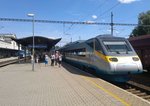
[
  {"x1": 109, "y1": 58, "x2": 118, "y2": 62},
  {"x1": 132, "y1": 57, "x2": 139, "y2": 61}
]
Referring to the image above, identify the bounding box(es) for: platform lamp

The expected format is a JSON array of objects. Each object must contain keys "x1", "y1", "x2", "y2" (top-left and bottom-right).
[{"x1": 27, "y1": 13, "x2": 35, "y2": 71}]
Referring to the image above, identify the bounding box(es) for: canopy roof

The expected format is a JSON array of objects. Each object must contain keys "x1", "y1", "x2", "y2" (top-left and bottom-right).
[{"x1": 14, "y1": 36, "x2": 61, "y2": 50}]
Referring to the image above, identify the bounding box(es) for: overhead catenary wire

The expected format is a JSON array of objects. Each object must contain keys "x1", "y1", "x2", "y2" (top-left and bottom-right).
[
  {"x1": 80, "y1": 0, "x2": 110, "y2": 21},
  {"x1": 0, "y1": 18, "x2": 109, "y2": 25},
  {"x1": 0, "y1": 17, "x2": 150, "y2": 27},
  {"x1": 68, "y1": 0, "x2": 110, "y2": 37},
  {"x1": 94, "y1": 2, "x2": 121, "y2": 21},
  {"x1": 1, "y1": 17, "x2": 149, "y2": 46},
  {"x1": 71, "y1": 1, "x2": 120, "y2": 38}
]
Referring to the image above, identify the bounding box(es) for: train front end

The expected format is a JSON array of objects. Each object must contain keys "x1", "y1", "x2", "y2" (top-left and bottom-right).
[{"x1": 99, "y1": 37, "x2": 143, "y2": 82}]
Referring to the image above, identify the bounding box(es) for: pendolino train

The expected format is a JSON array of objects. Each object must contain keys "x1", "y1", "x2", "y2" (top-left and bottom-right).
[{"x1": 60, "y1": 35, "x2": 143, "y2": 82}]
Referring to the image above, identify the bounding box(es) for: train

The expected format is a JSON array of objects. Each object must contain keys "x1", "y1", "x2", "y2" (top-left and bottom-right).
[
  {"x1": 129, "y1": 35, "x2": 150, "y2": 72},
  {"x1": 60, "y1": 35, "x2": 143, "y2": 82},
  {"x1": 18, "y1": 50, "x2": 31, "y2": 58}
]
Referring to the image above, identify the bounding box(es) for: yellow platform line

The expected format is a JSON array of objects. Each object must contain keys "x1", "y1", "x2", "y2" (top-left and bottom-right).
[{"x1": 82, "y1": 76, "x2": 131, "y2": 106}]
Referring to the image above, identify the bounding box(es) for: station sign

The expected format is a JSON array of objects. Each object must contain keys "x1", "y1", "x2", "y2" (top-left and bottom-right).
[{"x1": 28, "y1": 44, "x2": 47, "y2": 48}]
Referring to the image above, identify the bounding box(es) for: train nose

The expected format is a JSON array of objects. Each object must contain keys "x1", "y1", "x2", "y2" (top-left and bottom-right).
[{"x1": 115, "y1": 63, "x2": 142, "y2": 74}]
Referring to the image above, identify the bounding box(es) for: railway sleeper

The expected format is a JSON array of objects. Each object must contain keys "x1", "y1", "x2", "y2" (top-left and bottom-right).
[
  {"x1": 136, "y1": 92, "x2": 147, "y2": 96},
  {"x1": 128, "y1": 81, "x2": 150, "y2": 93},
  {"x1": 143, "y1": 95, "x2": 150, "y2": 99},
  {"x1": 146, "y1": 99, "x2": 150, "y2": 101},
  {"x1": 126, "y1": 88, "x2": 136, "y2": 92},
  {"x1": 130, "y1": 90, "x2": 142, "y2": 94}
]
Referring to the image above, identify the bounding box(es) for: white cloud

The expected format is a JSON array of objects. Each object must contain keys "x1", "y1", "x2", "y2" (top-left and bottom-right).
[
  {"x1": 92, "y1": 15, "x2": 97, "y2": 19},
  {"x1": 118, "y1": 0, "x2": 140, "y2": 4}
]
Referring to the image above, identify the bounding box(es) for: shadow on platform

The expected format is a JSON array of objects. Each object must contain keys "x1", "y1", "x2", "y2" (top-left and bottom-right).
[{"x1": 62, "y1": 62, "x2": 97, "y2": 78}]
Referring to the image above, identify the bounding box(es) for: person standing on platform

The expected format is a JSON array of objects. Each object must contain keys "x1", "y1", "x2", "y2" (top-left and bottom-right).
[
  {"x1": 58, "y1": 53, "x2": 62, "y2": 67},
  {"x1": 36, "y1": 55, "x2": 39, "y2": 63},
  {"x1": 31, "y1": 55, "x2": 34, "y2": 64},
  {"x1": 55, "y1": 51, "x2": 59, "y2": 66},
  {"x1": 44, "y1": 54, "x2": 49, "y2": 66},
  {"x1": 51, "y1": 53, "x2": 55, "y2": 66}
]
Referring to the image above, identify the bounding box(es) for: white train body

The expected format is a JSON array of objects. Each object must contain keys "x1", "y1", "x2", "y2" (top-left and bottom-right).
[{"x1": 61, "y1": 35, "x2": 143, "y2": 82}]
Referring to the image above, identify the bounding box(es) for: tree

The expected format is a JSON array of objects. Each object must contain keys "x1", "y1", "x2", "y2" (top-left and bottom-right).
[{"x1": 130, "y1": 10, "x2": 150, "y2": 37}]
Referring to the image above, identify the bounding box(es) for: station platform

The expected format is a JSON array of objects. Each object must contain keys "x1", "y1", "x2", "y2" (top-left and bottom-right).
[{"x1": 0, "y1": 62, "x2": 150, "y2": 106}]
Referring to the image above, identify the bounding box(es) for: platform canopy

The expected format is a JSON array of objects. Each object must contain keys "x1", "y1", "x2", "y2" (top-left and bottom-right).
[{"x1": 14, "y1": 36, "x2": 61, "y2": 50}]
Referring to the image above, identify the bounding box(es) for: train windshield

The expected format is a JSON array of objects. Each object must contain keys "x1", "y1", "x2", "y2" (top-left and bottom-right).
[{"x1": 103, "y1": 41, "x2": 132, "y2": 54}]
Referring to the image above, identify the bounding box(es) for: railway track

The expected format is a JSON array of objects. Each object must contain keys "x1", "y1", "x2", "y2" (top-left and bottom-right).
[
  {"x1": 83, "y1": 67, "x2": 150, "y2": 101},
  {"x1": 127, "y1": 73, "x2": 150, "y2": 102},
  {"x1": 127, "y1": 81, "x2": 150, "y2": 101},
  {"x1": 114, "y1": 79, "x2": 150, "y2": 102},
  {"x1": 0, "y1": 58, "x2": 25, "y2": 67}
]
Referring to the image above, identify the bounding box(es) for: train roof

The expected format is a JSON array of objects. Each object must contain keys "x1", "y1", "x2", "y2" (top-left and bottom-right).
[
  {"x1": 64, "y1": 40, "x2": 85, "y2": 46},
  {"x1": 60, "y1": 34, "x2": 127, "y2": 50},
  {"x1": 70, "y1": 40, "x2": 85, "y2": 44},
  {"x1": 95, "y1": 34, "x2": 126, "y2": 40},
  {"x1": 59, "y1": 40, "x2": 85, "y2": 50}
]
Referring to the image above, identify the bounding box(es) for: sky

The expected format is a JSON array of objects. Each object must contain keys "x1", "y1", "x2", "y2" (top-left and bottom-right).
[{"x1": 0, "y1": 0, "x2": 150, "y2": 46}]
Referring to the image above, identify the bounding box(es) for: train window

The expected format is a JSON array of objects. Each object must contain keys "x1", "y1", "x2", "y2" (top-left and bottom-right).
[
  {"x1": 95, "y1": 39, "x2": 103, "y2": 53},
  {"x1": 76, "y1": 48, "x2": 86, "y2": 57},
  {"x1": 65, "y1": 48, "x2": 86, "y2": 57},
  {"x1": 103, "y1": 41, "x2": 132, "y2": 53}
]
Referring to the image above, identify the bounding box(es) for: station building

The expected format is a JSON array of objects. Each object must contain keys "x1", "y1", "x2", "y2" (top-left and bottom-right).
[{"x1": 0, "y1": 34, "x2": 61, "y2": 61}]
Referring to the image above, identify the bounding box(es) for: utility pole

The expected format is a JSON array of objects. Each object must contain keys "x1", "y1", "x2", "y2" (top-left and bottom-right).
[
  {"x1": 27, "y1": 13, "x2": 35, "y2": 71},
  {"x1": 63, "y1": 23, "x2": 65, "y2": 35},
  {"x1": 71, "y1": 37, "x2": 72, "y2": 43},
  {"x1": 111, "y1": 12, "x2": 114, "y2": 36}
]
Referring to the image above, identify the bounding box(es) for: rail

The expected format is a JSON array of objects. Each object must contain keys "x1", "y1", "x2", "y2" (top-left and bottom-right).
[{"x1": 0, "y1": 58, "x2": 25, "y2": 67}]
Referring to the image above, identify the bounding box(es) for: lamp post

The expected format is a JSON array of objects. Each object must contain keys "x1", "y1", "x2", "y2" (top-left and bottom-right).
[{"x1": 27, "y1": 13, "x2": 35, "y2": 71}]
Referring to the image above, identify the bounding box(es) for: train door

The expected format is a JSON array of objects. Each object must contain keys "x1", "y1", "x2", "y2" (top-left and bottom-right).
[
  {"x1": 87, "y1": 38, "x2": 103, "y2": 64},
  {"x1": 94, "y1": 38, "x2": 108, "y2": 70},
  {"x1": 86, "y1": 39, "x2": 94, "y2": 65}
]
